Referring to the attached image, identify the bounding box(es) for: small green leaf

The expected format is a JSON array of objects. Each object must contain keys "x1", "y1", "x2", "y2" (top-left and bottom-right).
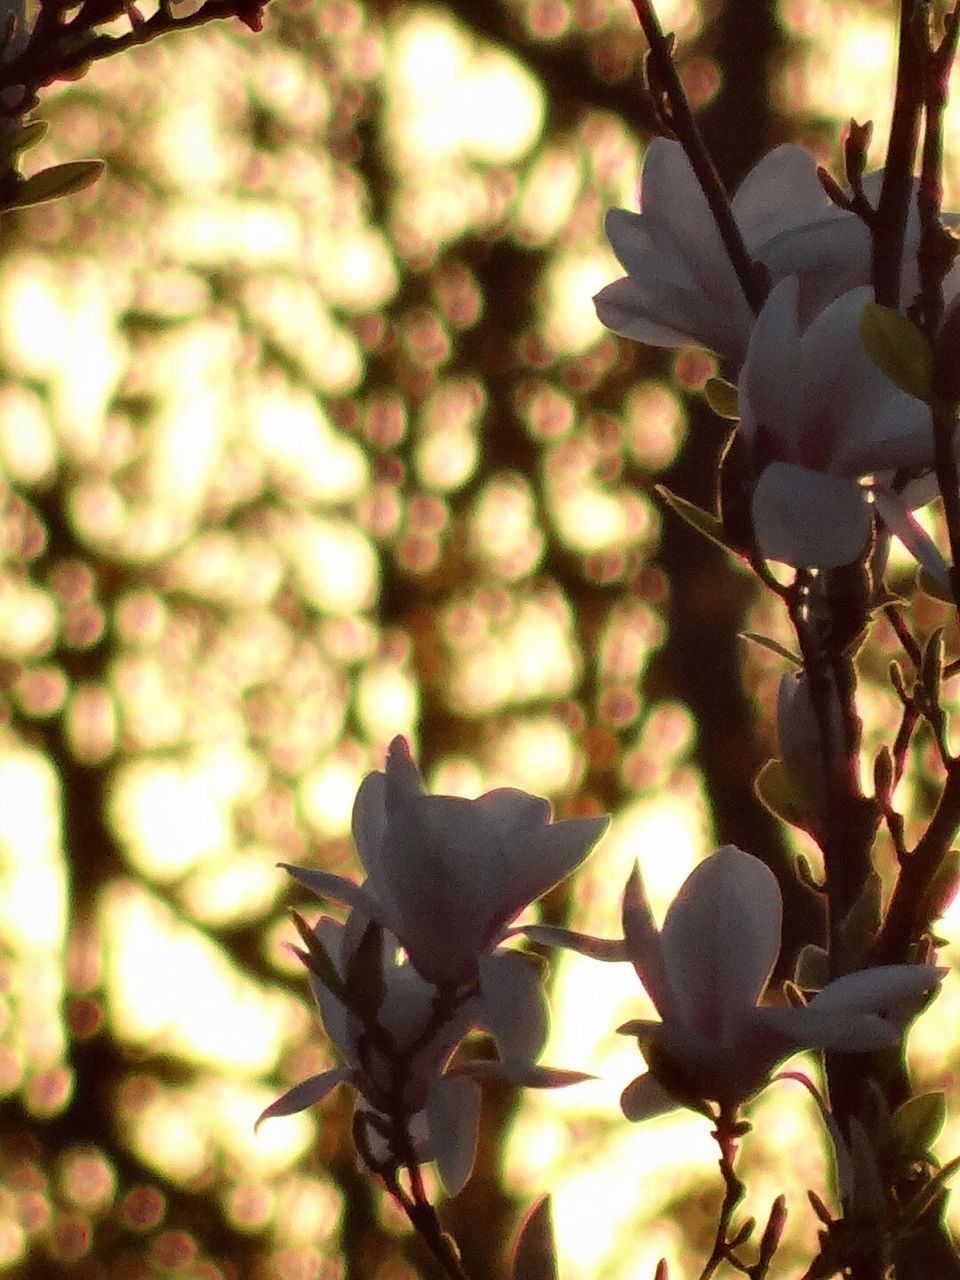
[
  {"x1": 655, "y1": 485, "x2": 736, "y2": 554},
  {"x1": 754, "y1": 759, "x2": 819, "y2": 835},
  {"x1": 511, "y1": 1197, "x2": 558, "y2": 1280},
  {"x1": 921, "y1": 626, "x2": 945, "y2": 705},
  {"x1": 704, "y1": 376, "x2": 739, "y2": 419},
  {"x1": 0, "y1": 119, "x2": 48, "y2": 163},
  {"x1": 793, "y1": 943, "x2": 829, "y2": 991},
  {"x1": 3, "y1": 159, "x2": 104, "y2": 211},
  {"x1": 893, "y1": 1092, "x2": 946, "y2": 1161},
  {"x1": 739, "y1": 631, "x2": 802, "y2": 665},
  {"x1": 860, "y1": 302, "x2": 933, "y2": 401},
  {"x1": 917, "y1": 848, "x2": 960, "y2": 927},
  {"x1": 838, "y1": 870, "x2": 881, "y2": 953}
]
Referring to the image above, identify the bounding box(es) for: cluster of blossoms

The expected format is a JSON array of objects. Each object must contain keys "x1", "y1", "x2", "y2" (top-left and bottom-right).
[
  {"x1": 597, "y1": 138, "x2": 955, "y2": 577},
  {"x1": 259, "y1": 740, "x2": 941, "y2": 1195}
]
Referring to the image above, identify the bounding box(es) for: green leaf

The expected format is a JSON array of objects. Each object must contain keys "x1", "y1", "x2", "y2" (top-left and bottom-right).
[
  {"x1": 893, "y1": 1092, "x2": 946, "y2": 1161},
  {"x1": 704, "y1": 376, "x2": 739, "y2": 419},
  {"x1": 0, "y1": 119, "x2": 48, "y2": 164},
  {"x1": 860, "y1": 302, "x2": 933, "y2": 401},
  {"x1": 754, "y1": 759, "x2": 819, "y2": 835},
  {"x1": 3, "y1": 159, "x2": 104, "y2": 211},
  {"x1": 921, "y1": 627, "x2": 945, "y2": 705},
  {"x1": 739, "y1": 631, "x2": 802, "y2": 665},
  {"x1": 917, "y1": 848, "x2": 960, "y2": 928},
  {"x1": 793, "y1": 944, "x2": 828, "y2": 991},
  {"x1": 511, "y1": 1197, "x2": 558, "y2": 1280},
  {"x1": 838, "y1": 870, "x2": 881, "y2": 952},
  {"x1": 655, "y1": 485, "x2": 737, "y2": 554}
]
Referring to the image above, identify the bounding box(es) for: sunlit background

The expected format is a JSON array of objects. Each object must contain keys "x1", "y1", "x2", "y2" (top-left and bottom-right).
[{"x1": 0, "y1": 0, "x2": 959, "y2": 1276}]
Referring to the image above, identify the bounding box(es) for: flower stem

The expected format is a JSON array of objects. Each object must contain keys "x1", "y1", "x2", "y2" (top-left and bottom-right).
[{"x1": 628, "y1": 0, "x2": 766, "y2": 317}]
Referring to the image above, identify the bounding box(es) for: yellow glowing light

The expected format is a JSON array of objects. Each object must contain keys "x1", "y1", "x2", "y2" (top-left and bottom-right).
[
  {"x1": 444, "y1": 590, "x2": 582, "y2": 715},
  {"x1": 517, "y1": 143, "x2": 583, "y2": 245},
  {"x1": 179, "y1": 846, "x2": 284, "y2": 927},
  {"x1": 110, "y1": 748, "x2": 263, "y2": 882},
  {"x1": 312, "y1": 227, "x2": 399, "y2": 312},
  {"x1": 469, "y1": 475, "x2": 545, "y2": 580},
  {"x1": 248, "y1": 385, "x2": 369, "y2": 506},
  {"x1": 624, "y1": 382, "x2": 687, "y2": 471},
  {"x1": 101, "y1": 881, "x2": 303, "y2": 1075},
  {"x1": 387, "y1": 9, "x2": 544, "y2": 166},
  {"x1": 0, "y1": 752, "x2": 65, "y2": 951},
  {"x1": 488, "y1": 716, "x2": 580, "y2": 794},
  {"x1": 0, "y1": 386, "x2": 56, "y2": 485},
  {"x1": 300, "y1": 750, "x2": 367, "y2": 839},
  {"x1": 287, "y1": 516, "x2": 379, "y2": 616},
  {"x1": 241, "y1": 276, "x2": 364, "y2": 394},
  {"x1": 776, "y1": 1, "x2": 894, "y2": 137},
  {"x1": 541, "y1": 249, "x2": 620, "y2": 354},
  {"x1": 355, "y1": 661, "x2": 419, "y2": 743},
  {"x1": 0, "y1": 584, "x2": 57, "y2": 660}
]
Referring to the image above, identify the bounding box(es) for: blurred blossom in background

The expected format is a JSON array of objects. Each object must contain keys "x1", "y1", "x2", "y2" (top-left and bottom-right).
[{"x1": 0, "y1": 0, "x2": 957, "y2": 1276}]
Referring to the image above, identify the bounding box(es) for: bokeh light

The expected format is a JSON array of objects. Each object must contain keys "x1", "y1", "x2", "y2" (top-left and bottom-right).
[{"x1": 0, "y1": 0, "x2": 957, "y2": 1277}]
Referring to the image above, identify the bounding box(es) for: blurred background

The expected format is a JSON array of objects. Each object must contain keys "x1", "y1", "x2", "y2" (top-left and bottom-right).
[{"x1": 1, "y1": 0, "x2": 959, "y2": 1275}]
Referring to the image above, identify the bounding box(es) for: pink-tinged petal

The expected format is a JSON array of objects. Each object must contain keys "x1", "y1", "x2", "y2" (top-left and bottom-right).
[
  {"x1": 351, "y1": 770, "x2": 389, "y2": 892},
  {"x1": 739, "y1": 278, "x2": 804, "y2": 451},
  {"x1": 508, "y1": 922, "x2": 629, "y2": 961},
  {"x1": 478, "y1": 951, "x2": 549, "y2": 1065},
  {"x1": 621, "y1": 864, "x2": 676, "y2": 1019},
  {"x1": 760, "y1": 1004, "x2": 899, "y2": 1052},
  {"x1": 281, "y1": 864, "x2": 384, "y2": 922},
  {"x1": 380, "y1": 795, "x2": 499, "y2": 980},
  {"x1": 594, "y1": 276, "x2": 749, "y2": 361},
  {"x1": 873, "y1": 489, "x2": 951, "y2": 589},
  {"x1": 605, "y1": 208, "x2": 697, "y2": 287},
  {"x1": 660, "y1": 847, "x2": 781, "y2": 1041},
  {"x1": 453, "y1": 1059, "x2": 593, "y2": 1087},
  {"x1": 489, "y1": 812, "x2": 609, "y2": 938},
  {"x1": 803, "y1": 964, "x2": 943, "y2": 1016},
  {"x1": 733, "y1": 145, "x2": 836, "y2": 246},
  {"x1": 750, "y1": 462, "x2": 871, "y2": 568},
  {"x1": 426, "y1": 1075, "x2": 480, "y2": 1196},
  {"x1": 255, "y1": 1068, "x2": 351, "y2": 1130},
  {"x1": 638, "y1": 139, "x2": 735, "y2": 301},
  {"x1": 620, "y1": 1072, "x2": 678, "y2": 1122}
]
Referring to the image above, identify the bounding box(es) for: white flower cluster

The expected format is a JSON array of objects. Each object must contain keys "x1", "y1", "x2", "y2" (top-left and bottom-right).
[
  {"x1": 259, "y1": 741, "x2": 940, "y2": 1190},
  {"x1": 597, "y1": 139, "x2": 957, "y2": 575}
]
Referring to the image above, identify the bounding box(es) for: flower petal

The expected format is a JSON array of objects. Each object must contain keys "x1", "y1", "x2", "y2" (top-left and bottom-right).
[
  {"x1": 255, "y1": 1068, "x2": 351, "y2": 1130},
  {"x1": 426, "y1": 1075, "x2": 480, "y2": 1196},
  {"x1": 507, "y1": 922, "x2": 629, "y2": 961},
  {"x1": 660, "y1": 847, "x2": 782, "y2": 1041},
  {"x1": 750, "y1": 462, "x2": 871, "y2": 567},
  {"x1": 478, "y1": 950, "x2": 549, "y2": 1065},
  {"x1": 873, "y1": 488, "x2": 951, "y2": 589},
  {"x1": 620, "y1": 1072, "x2": 679, "y2": 1122},
  {"x1": 621, "y1": 863, "x2": 676, "y2": 1019}
]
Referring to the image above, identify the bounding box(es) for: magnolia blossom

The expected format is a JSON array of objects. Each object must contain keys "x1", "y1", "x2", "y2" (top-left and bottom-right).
[
  {"x1": 615, "y1": 846, "x2": 941, "y2": 1119},
  {"x1": 737, "y1": 276, "x2": 942, "y2": 571},
  {"x1": 284, "y1": 736, "x2": 608, "y2": 988},
  {"x1": 595, "y1": 138, "x2": 878, "y2": 367},
  {"x1": 257, "y1": 911, "x2": 587, "y2": 1194}
]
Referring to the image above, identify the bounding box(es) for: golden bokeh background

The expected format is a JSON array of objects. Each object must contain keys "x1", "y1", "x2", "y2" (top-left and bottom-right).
[{"x1": 0, "y1": 0, "x2": 958, "y2": 1276}]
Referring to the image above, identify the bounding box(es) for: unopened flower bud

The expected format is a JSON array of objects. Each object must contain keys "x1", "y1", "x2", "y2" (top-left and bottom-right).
[{"x1": 776, "y1": 670, "x2": 846, "y2": 805}]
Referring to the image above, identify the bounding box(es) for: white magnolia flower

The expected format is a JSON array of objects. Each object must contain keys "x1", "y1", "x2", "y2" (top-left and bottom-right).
[
  {"x1": 284, "y1": 736, "x2": 608, "y2": 987},
  {"x1": 738, "y1": 277, "x2": 941, "y2": 571},
  {"x1": 257, "y1": 913, "x2": 587, "y2": 1194},
  {"x1": 594, "y1": 138, "x2": 876, "y2": 366},
  {"x1": 615, "y1": 846, "x2": 942, "y2": 1120}
]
